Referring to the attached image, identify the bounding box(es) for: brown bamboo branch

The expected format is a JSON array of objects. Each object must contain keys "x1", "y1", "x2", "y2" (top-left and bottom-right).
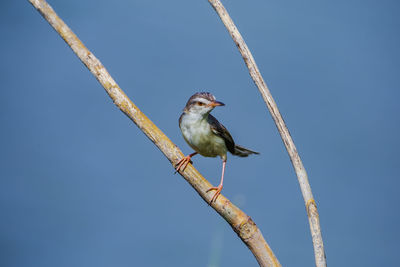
[
  {"x1": 207, "y1": 1, "x2": 326, "y2": 266},
  {"x1": 28, "y1": 0, "x2": 281, "y2": 266}
]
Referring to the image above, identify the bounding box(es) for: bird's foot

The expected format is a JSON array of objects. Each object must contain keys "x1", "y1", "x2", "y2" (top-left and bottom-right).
[
  {"x1": 206, "y1": 185, "x2": 223, "y2": 205},
  {"x1": 174, "y1": 155, "x2": 193, "y2": 174}
]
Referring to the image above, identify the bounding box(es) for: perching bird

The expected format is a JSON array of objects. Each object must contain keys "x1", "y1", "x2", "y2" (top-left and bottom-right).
[{"x1": 175, "y1": 92, "x2": 259, "y2": 204}]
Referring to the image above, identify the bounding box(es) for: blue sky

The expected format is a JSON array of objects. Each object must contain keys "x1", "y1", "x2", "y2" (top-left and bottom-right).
[{"x1": 1, "y1": 0, "x2": 399, "y2": 266}]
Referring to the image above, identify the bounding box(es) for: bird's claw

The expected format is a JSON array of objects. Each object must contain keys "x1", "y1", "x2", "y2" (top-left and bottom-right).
[
  {"x1": 206, "y1": 185, "x2": 223, "y2": 205},
  {"x1": 174, "y1": 156, "x2": 193, "y2": 174}
]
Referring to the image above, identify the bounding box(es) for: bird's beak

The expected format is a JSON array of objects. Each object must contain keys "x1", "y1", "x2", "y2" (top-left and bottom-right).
[{"x1": 209, "y1": 101, "x2": 225, "y2": 107}]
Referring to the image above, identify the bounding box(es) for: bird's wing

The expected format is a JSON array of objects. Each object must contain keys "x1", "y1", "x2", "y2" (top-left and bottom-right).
[{"x1": 208, "y1": 114, "x2": 235, "y2": 154}]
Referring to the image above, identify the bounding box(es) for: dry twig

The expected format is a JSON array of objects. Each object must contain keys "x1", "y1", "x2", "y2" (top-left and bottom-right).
[
  {"x1": 207, "y1": 1, "x2": 327, "y2": 266},
  {"x1": 28, "y1": 0, "x2": 281, "y2": 266}
]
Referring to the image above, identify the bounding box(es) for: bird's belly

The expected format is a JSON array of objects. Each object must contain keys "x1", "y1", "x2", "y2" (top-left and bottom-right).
[{"x1": 181, "y1": 122, "x2": 227, "y2": 158}]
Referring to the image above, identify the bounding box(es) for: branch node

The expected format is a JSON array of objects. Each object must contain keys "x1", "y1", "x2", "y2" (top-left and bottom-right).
[
  {"x1": 306, "y1": 198, "x2": 318, "y2": 218},
  {"x1": 235, "y1": 216, "x2": 257, "y2": 241}
]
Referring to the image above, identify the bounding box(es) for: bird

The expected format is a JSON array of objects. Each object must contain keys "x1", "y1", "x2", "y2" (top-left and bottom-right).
[{"x1": 175, "y1": 92, "x2": 259, "y2": 204}]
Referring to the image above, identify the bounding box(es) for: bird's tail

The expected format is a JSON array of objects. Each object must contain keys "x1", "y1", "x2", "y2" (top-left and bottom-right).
[{"x1": 233, "y1": 145, "x2": 260, "y2": 157}]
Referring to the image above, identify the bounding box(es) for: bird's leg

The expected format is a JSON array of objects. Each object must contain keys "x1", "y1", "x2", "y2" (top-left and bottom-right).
[
  {"x1": 207, "y1": 160, "x2": 226, "y2": 204},
  {"x1": 175, "y1": 152, "x2": 198, "y2": 173}
]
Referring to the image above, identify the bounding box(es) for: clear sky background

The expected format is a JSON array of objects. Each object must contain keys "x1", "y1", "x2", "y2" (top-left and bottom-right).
[{"x1": 1, "y1": 0, "x2": 399, "y2": 266}]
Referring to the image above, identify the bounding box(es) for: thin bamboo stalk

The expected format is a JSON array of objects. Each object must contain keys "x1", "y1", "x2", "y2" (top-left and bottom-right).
[
  {"x1": 28, "y1": 0, "x2": 281, "y2": 266},
  {"x1": 207, "y1": 1, "x2": 327, "y2": 266}
]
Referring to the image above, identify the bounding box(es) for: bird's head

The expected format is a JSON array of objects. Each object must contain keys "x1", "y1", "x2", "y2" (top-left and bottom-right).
[{"x1": 183, "y1": 92, "x2": 225, "y2": 116}]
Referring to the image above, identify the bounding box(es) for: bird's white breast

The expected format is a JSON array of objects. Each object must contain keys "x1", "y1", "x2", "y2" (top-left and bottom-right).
[{"x1": 180, "y1": 113, "x2": 227, "y2": 158}]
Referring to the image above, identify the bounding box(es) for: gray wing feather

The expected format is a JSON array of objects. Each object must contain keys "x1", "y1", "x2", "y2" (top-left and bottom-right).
[{"x1": 208, "y1": 114, "x2": 236, "y2": 154}]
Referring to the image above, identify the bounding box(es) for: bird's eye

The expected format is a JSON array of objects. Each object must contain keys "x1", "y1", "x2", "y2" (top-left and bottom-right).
[{"x1": 197, "y1": 101, "x2": 204, "y2": 106}]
